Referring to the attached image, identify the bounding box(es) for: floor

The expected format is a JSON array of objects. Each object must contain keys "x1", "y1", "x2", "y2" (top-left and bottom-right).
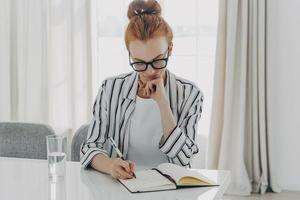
[{"x1": 223, "y1": 191, "x2": 300, "y2": 200}]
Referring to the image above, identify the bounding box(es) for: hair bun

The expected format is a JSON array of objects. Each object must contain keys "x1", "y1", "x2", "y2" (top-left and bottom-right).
[{"x1": 127, "y1": 0, "x2": 161, "y2": 20}]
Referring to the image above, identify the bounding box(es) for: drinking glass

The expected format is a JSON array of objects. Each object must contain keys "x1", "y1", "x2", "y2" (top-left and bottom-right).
[{"x1": 47, "y1": 135, "x2": 67, "y2": 180}]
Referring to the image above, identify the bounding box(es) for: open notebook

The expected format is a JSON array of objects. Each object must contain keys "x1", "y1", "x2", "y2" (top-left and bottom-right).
[{"x1": 118, "y1": 163, "x2": 219, "y2": 193}]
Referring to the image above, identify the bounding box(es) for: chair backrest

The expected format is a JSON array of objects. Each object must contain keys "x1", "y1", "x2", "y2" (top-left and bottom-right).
[
  {"x1": 71, "y1": 124, "x2": 89, "y2": 162},
  {"x1": 0, "y1": 122, "x2": 55, "y2": 160}
]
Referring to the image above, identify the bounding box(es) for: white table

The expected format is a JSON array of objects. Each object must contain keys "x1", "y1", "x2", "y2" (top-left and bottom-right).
[{"x1": 0, "y1": 157, "x2": 230, "y2": 200}]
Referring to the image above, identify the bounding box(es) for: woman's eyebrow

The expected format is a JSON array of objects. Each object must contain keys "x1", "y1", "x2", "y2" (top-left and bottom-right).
[{"x1": 133, "y1": 53, "x2": 164, "y2": 62}]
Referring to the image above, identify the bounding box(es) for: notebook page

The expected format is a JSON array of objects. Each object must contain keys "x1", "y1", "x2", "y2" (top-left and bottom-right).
[
  {"x1": 119, "y1": 169, "x2": 174, "y2": 191},
  {"x1": 157, "y1": 163, "x2": 216, "y2": 184}
]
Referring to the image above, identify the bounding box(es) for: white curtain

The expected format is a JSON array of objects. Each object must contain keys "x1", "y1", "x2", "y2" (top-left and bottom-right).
[
  {"x1": 0, "y1": 0, "x2": 97, "y2": 134},
  {"x1": 208, "y1": 0, "x2": 281, "y2": 195}
]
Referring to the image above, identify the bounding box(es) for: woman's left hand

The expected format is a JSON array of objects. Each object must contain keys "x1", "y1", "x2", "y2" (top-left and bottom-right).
[
  {"x1": 138, "y1": 78, "x2": 167, "y2": 103},
  {"x1": 138, "y1": 78, "x2": 177, "y2": 141}
]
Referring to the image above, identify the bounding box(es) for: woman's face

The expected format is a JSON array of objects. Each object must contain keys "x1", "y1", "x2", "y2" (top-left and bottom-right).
[{"x1": 129, "y1": 36, "x2": 172, "y2": 83}]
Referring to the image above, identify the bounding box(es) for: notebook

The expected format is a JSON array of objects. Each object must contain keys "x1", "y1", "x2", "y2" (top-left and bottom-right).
[{"x1": 118, "y1": 163, "x2": 219, "y2": 193}]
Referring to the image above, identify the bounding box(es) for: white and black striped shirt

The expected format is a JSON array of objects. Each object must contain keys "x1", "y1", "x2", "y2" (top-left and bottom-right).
[{"x1": 80, "y1": 70, "x2": 204, "y2": 168}]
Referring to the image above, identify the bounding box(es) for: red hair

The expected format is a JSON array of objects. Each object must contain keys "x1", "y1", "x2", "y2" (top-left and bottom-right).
[{"x1": 125, "y1": 0, "x2": 173, "y2": 50}]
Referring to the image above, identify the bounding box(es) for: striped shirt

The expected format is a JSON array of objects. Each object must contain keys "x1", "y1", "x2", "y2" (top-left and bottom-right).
[{"x1": 80, "y1": 70, "x2": 204, "y2": 168}]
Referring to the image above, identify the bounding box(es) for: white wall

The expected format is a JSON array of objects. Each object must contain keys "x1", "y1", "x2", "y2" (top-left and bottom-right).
[{"x1": 267, "y1": 0, "x2": 300, "y2": 191}]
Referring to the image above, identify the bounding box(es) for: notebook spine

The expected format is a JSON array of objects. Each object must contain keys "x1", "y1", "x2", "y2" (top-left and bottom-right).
[{"x1": 152, "y1": 168, "x2": 177, "y2": 188}]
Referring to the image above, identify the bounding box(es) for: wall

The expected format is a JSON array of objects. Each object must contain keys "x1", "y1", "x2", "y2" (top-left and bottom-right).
[{"x1": 267, "y1": 0, "x2": 300, "y2": 191}]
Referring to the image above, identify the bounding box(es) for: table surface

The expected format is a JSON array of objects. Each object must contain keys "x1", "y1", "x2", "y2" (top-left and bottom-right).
[{"x1": 0, "y1": 157, "x2": 230, "y2": 200}]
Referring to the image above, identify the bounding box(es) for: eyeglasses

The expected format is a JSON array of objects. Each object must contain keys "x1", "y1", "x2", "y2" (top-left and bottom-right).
[{"x1": 129, "y1": 49, "x2": 169, "y2": 72}]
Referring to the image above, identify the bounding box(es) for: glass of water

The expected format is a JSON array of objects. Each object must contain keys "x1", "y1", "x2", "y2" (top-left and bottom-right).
[{"x1": 47, "y1": 135, "x2": 67, "y2": 180}]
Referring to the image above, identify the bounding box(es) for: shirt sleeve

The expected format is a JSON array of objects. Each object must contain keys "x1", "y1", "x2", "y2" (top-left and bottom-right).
[
  {"x1": 80, "y1": 81, "x2": 109, "y2": 168},
  {"x1": 159, "y1": 87, "x2": 203, "y2": 167}
]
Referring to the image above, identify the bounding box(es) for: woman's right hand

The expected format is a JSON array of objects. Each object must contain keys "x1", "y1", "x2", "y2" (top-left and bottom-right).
[{"x1": 109, "y1": 158, "x2": 136, "y2": 180}]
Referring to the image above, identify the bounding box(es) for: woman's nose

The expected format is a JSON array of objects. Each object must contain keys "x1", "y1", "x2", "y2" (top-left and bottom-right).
[{"x1": 146, "y1": 64, "x2": 155, "y2": 74}]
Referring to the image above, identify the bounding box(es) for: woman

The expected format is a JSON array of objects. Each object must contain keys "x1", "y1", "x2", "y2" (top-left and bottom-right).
[{"x1": 80, "y1": 0, "x2": 203, "y2": 180}]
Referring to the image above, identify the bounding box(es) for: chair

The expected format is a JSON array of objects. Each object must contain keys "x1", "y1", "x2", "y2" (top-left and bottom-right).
[
  {"x1": 0, "y1": 122, "x2": 55, "y2": 160},
  {"x1": 71, "y1": 124, "x2": 89, "y2": 161}
]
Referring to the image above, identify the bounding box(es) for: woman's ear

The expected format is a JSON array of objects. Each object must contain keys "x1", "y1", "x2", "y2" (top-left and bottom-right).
[{"x1": 168, "y1": 42, "x2": 173, "y2": 56}]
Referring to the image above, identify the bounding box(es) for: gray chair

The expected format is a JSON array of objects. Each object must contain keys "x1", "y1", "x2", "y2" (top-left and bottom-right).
[
  {"x1": 71, "y1": 124, "x2": 89, "y2": 162},
  {"x1": 0, "y1": 122, "x2": 55, "y2": 160}
]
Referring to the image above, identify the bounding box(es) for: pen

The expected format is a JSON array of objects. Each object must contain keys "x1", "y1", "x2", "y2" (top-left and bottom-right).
[{"x1": 108, "y1": 137, "x2": 136, "y2": 178}]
